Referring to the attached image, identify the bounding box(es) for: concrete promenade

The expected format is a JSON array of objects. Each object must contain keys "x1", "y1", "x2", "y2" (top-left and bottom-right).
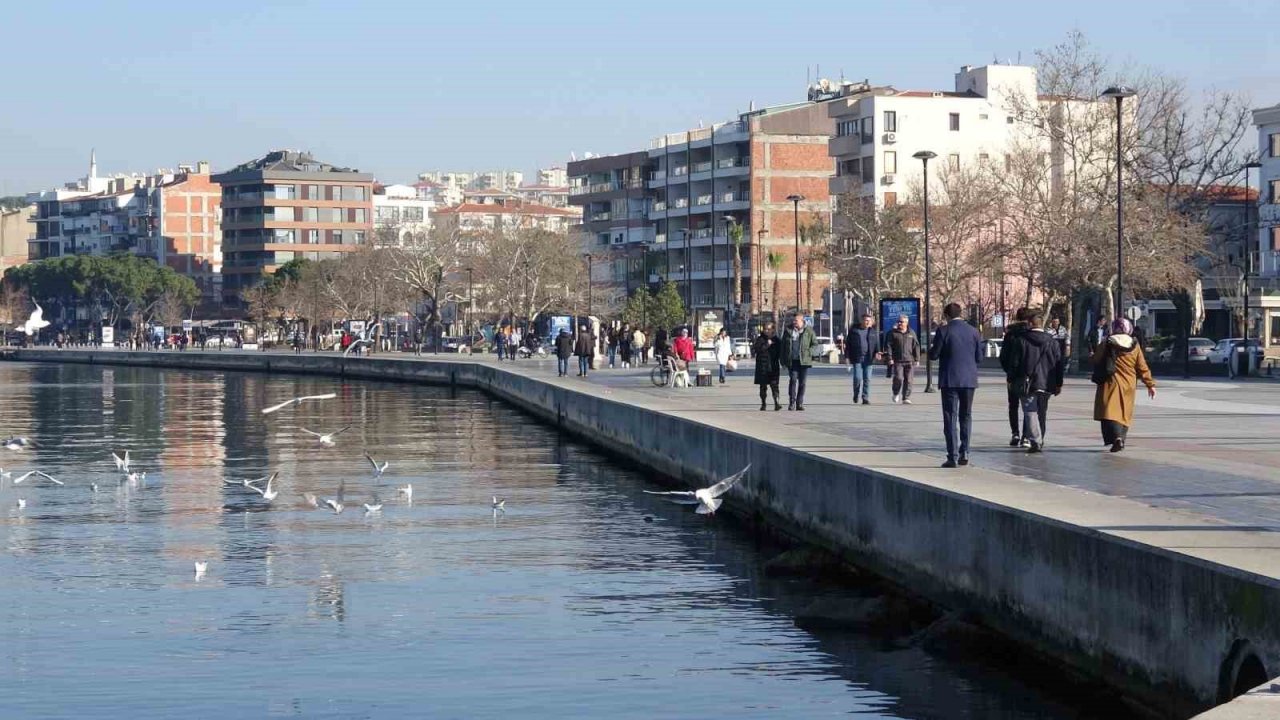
[{"x1": 8, "y1": 347, "x2": 1280, "y2": 718}]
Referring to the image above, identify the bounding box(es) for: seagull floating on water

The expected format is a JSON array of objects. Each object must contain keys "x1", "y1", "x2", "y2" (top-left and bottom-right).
[
  {"x1": 364, "y1": 452, "x2": 389, "y2": 478},
  {"x1": 363, "y1": 493, "x2": 383, "y2": 514},
  {"x1": 262, "y1": 393, "x2": 337, "y2": 415},
  {"x1": 4, "y1": 437, "x2": 31, "y2": 452},
  {"x1": 322, "y1": 482, "x2": 345, "y2": 514},
  {"x1": 20, "y1": 303, "x2": 50, "y2": 336},
  {"x1": 643, "y1": 464, "x2": 750, "y2": 515},
  {"x1": 14, "y1": 470, "x2": 62, "y2": 486},
  {"x1": 302, "y1": 426, "x2": 350, "y2": 448},
  {"x1": 248, "y1": 472, "x2": 279, "y2": 502},
  {"x1": 397, "y1": 484, "x2": 413, "y2": 502},
  {"x1": 299, "y1": 492, "x2": 319, "y2": 509},
  {"x1": 492, "y1": 496, "x2": 506, "y2": 512},
  {"x1": 112, "y1": 450, "x2": 131, "y2": 473},
  {"x1": 125, "y1": 471, "x2": 145, "y2": 485},
  {"x1": 194, "y1": 561, "x2": 207, "y2": 579},
  {"x1": 90, "y1": 483, "x2": 99, "y2": 493},
  {"x1": 15, "y1": 498, "x2": 26, "y2": 510}
]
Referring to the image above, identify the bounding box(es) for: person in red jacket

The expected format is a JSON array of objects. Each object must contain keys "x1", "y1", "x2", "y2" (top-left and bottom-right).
[{"x1": 672, "y1": 328, "x2": 695, "y2": 368}]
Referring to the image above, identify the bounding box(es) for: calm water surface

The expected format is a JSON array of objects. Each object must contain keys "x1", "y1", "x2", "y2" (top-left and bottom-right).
[{"x1": 0, "y1": 363, "x2": 1108, "y2": 718}]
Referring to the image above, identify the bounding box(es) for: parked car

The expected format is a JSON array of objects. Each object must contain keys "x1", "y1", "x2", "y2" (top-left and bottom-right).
[
  {"x1": 1206, "y1": 338, "x2": 1264, "y2": 366},
  {"x1": 985, "y1": 338, "x2": 1004, "y2": 358},
  {"x1": 732, "y1": 337, "x2": 752, "y2": 359},
  {"x1": 811, "y1": 336, "x2": 836, "y2": 360},
  {"x1": 1156, "y1": 337, "x2": 1214, "y2": 363}
]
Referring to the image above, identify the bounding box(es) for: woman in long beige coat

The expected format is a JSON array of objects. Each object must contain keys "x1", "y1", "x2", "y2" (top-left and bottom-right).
[{"x1": 1091, "y1": 318, "x2": 1156, "y2": 452}]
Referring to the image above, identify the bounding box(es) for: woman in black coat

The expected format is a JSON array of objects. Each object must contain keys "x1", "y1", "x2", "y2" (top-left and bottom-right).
[{"x1": 752, "y1": 322, "x2": 782, "y2": 411}]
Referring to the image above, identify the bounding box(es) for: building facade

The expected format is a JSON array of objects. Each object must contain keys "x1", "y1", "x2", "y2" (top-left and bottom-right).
[
  {"x1": 214, "y1": 150, "x2": 373, "y2": 306},
  {"x1": 567, "y1": 151, "x2": 653, "y2": 312},
  {"x1": 432, "y1": 200, "x2": 578, "y2": 235},
  {"x1": 0, "y1": 205, "x2": 32, "y2": 271},
  {"x1": 1252, "y1": 104, "x2": 1280, "y2": 346},
  {"x1": 373, "y1": 184, "x2": 433, "y2": 244}
]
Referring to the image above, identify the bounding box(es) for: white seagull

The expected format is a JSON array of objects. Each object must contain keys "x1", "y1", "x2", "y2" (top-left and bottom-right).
[
  {"x1": 4, "y1": 436, "x2": 31, "y2": 452},
  {"x1": 262, "y1": 393, "x2": 337, "y2": 415},
  {"x1": 90, "y1": 483, "x2": 99, "y2": 493},
  {"x1": 299, "y1": 492, "x2": 320, "y2": 509},
  {"x1": 321, "y1": 482, "x2": 345, "y2": 514},
  {"x1": 194, "y1": 561, "x2": 207, "y2": 579},
  {"x1": 0, "y1": 469, "x2": 11, "y2": 479},
  {"x1": 643, "y1": 465, "x2": 750, "y2": 515},
  {"x1": 125, "y1": 471, "x2": 145, "y2": 485},
  {"x1": 302, "y1": 426, "x2": 350, "y2": 448},
  {"x1": 397, "y1": 484, "x2": 413, "y2": 502},
  {"x1": 20, "y1": 303, "x2": 50, "y2": 336},
  {"x1": 13, "y1": 470, "x2": 62, "y2": 486},
  {"x1": 364, "y1": 452, "x2": 389, "y2": 478},
  {"x1": 112, "y1": 450, "x2": 131, "y2": 473},
  {"x1": 492, "y1": 496, "x2": 506, "y2": 512},
  {"x1": 248, "y1": 472, "x2": 280, "y2": 502},
  {"x1": 15, "y1": 498, "x2": 26, "y2": 510},
  {"x1": 363, "y1": 493, "x2": 383, "y2": 515}
]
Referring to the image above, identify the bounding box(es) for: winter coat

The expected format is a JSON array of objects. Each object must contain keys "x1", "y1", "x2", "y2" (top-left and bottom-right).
[
  {"x1": 928, "y1": 319, "x2": 983, "y2": 389},
  {"x1": 573, "y1": 333, "x2": 595, "y2": 357},
  {"x1": 886, "y1": 328, "x2": 920, "y2": 364},
  {"x1": 752, "y1": 333, "x2": 781, "y2": 385},
  {"x1": 779, "y1": 326, "x2": 816, "y2": 369},
  {"x1": 1013, "y1": 328, "x2": 1064, "y2": 394},
  {"x1": 1092, "y1": 334, "x2": 1155, "y2": 427},
  {"x1": 714, "y1": 336, "x2": 733, "y2": 365},
  {"x1": 672, "y1": 335, "x2": 695, "y2": 361},
  {"x1": 999, "y1": 322, "x2": 1029, "y2": 381},
  {"x1": 845, "y1": 325, "x2": 880, "y2": 365},
  {"x1": 554, "y1": 332, "x2": 574, "y2": 359}
]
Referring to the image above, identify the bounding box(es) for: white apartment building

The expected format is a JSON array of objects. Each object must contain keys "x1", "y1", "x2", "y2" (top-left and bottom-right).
[
  {"x1": 1251, "y1": 103, "x2": 1280, "y2": 345},
  {"x1": 537, "y1": 167, "x2": 567, "y2": 187},
  {"x1": 829, "y1": 64, "x2": 1043, "y2": 207},
  {"x1": 373, "y1": 184, "x2": 433, "y2": 243}
]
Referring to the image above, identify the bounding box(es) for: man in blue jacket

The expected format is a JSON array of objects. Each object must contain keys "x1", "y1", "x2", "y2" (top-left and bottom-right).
[
  {"x1": 928, "y1": 303, "x2": 983, "y2": 468},
  {"x1": 845, "y1": 313, "x2": 881, "y2": 405}
]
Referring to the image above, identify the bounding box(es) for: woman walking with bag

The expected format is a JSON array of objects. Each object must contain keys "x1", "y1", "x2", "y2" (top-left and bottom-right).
[
  {"x1": 1091, "y1": 318, "x2": 1156, "y2": 453},
  {"x1": 752, "y1": 323, "x2": 782, "y2": 411},
  {"x1": 714, "y1": 328, "x2": 733, "y2": 384}
]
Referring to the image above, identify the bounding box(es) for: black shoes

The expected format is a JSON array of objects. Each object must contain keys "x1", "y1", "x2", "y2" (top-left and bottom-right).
[
  {"x1": 774, "y1": 403, "x2": 782, "y2": 411},
  {"x1": 1027, "y1": 443, "x2": 1043, "y2": 454},
  {"x1": 759, "y1": 403, "x2": 766, "y2": 411},
  {"x1": 796, "y1": 405, "x2": 805, "y2": 411},
  {"x1": 941, "y1": 459, "x2": 958, "y2": 468},
  {"x1": 788, "y1": 403, "x2": 795, "y2": 411},
  {"x1": 862, "y1": 399, "x2": 870, "y2": 406},
  {"x1": 958, "y1": 456, "x2": 970, "y2": 466},
  {"x1": 1009, "y1": 435, "x2": 1021, "y2": 447},
  {"x1": 1109, "y1": 440, "x2": 1125, "y2": 453}
]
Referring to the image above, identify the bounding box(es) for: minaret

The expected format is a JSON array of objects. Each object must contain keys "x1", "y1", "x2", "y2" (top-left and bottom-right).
[{"x1": 89, "y1": 148, "x2": 98, "y2": 181}]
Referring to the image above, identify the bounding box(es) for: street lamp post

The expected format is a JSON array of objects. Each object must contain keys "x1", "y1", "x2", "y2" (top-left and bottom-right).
[
  {"x1": 722, "y1": 215, "x2": 736, "y2": 322},
  {"x1": 585, "y1": 253, "x2": 593, "y2": 318},
  {"x1": 756, "y1": 228, "x2": 768, "y2": 334},
  {"x1": 786, "y1": 195, "x2": 804, "y2": 318},
  {"x1": 465, "y1": 266, "x2": 474, "y2": 338},
  {"x1": 913, "y1": 150, "x2": 938, "y2": 393},
  {"x1": 1243, "y1": 161, "x2": 1263, "y2": 374},
  {"x1": 1100, "y1": 86, "x2": 1137, "y2": 319},
  {"x1": 681, "y1": 228, "x2": 692, "y2": 325}
]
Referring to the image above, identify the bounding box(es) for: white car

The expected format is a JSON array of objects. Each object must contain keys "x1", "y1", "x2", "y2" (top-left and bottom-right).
[
  {"x1": 811, "y1": 336, "x2": 835, "y2": 360},
  {"x1": 1157, "y1": 337, "x2": 1214, "y2": 363},
  {"x1": 1207, "y1": 338, "x2": 1264, "y2": 365},
  {"x1": 732, "y1": 337, "x2": 752, "y2": 358}
]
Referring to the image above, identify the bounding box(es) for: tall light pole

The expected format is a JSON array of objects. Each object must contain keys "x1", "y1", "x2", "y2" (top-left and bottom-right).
[
  {"x1": 913, "y1": 150, "x2": 937, "y2": 393},
  {"x1": 787, "y1": 194, "x2": 803, "y2": 318},
  {"x1": 1243, "y1": 160, "x2": 1263, "y2": 372},
  {"x1": 722, "y1": 215, "x2": 736, "y2": 320},
  {"x1": 681, "y1": 228, "x2": 692, "y2": 324},
  {"x1": 585, "y1": 252, "x2": 593, "y2": 319},
  {"x1": 465, "y1": 266, "x2": 474, "y2": 338},
  {"x1": 756, "y1": 228, "x2": 768, "y2": 334},
  {"x1": 1100, "y1": 86, "x2": 1136, "y2": 319}
]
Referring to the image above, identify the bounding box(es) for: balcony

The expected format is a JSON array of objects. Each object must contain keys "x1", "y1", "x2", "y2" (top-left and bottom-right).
[
  {"x1": 672, "y1": 197, "x2": 689, "y2": 209},
  {"x1": 589, "y1": 211, "x2": 612, "y2": 222},
  {"x1": 1261, "y1": 251, "x2": 1280, "y2": 277}
]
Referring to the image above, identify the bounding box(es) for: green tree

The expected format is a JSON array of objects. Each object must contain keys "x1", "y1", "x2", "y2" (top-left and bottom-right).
[
  {"x1": 649, "y1": 281, "x2": 686, "y2": 331},
  {"x1": 620, "y1": 287, "x2": 653, "y2": 328}
]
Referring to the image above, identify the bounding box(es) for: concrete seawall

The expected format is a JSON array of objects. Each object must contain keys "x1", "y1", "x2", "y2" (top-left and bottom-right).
[{"x1": 9, "y1": 348, "x2": 1280, "y2": 718}]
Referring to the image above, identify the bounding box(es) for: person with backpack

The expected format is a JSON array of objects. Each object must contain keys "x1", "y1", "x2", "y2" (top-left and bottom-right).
[
  {"x1": 999, "y1": 308, "x2": 1031, "y2": 447},
  {"x1": 1091, "y1": 318, "x2": 1156, "y2": 453},
  {"x1": 1011, "y1": 308, "x2": 1064, "y2": 454}
]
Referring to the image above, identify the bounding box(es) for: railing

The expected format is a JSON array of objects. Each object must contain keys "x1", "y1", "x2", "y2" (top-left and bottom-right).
[
  {"x1": 672, "y1": 198, "x2": 689, "y2": 208},
  {"x1": 694, "y1": 194, "x2": 713, "y2": 206},
  {"x1": 649, "y1": 170, "x2": 667, "y2": 182},
  {"x1": 690, "y1": 127, "x2": 713, "y2": 142},
  {"x1": 693, "y1": 161, "x2": 713, "y2": 173},
  {"x1": 690, "y1": 227, "x2": 714, "y2": 239},
  {"x1": 716, "y1": 156, "x2": 748, "y2": 169},
  {"x1": 1261, "y1": 251, "x2": 1280, "y2": 276},
  {"x1": 719, "y1": 191, "x2": 750, "y2": 203},
  {"x1": 713, "y1": 120, "x2": 746, "y2": 137},
  {"x1": 671, "y1": 165, "x2": 689, "y2": 177},
  {"x1": 651, "y1": 201, "x2": 668, "y2": 212},
  {"x1": 654, "y1": 233, "x2": 667, "y2": 244},
  {"x1": 589, "y1": 212, "x2": 611, "y2": 222}
]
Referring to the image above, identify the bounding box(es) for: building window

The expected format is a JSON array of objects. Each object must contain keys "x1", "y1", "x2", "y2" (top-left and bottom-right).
[
  {"x1": 353, "y1": 208, "x2": 366, "y2": 224},
  {"x1": 307, "y1": 229, "x2": 319, "y2": 244},
  {"x1": 327, "y1": 207, "x2": 344, "y2": 223},
  {"x1": 948, "y1": 154, "x2": 960, "y2": 171},
  {"x1": 304, "y1": 207, "x2": 319, "y2": 222},
  {"x1": 343, "y1": 186, "x2": 366, "y2": 202},
  {"x1": 1271, "y1": 133, "x2": 1280, "y2": 158},
  {"x1": 1272, "y1": 227, "x2": 1280, "y2": 251},
  {"x1": 331, "y1": 230, "x2": 345, "y2": 244},
  {"x1": 307, "y1": 185, "x2": 321, "y2": 200},
  {"x1": 949, "y1": 113, "x2": 960, "y2": 131},
  {"x1": 403, "y1": 207, "x2": 424, "y2": 223},
  {"x1": 1271, "y1": 179, "x2": 1280, "y2": 204},
  {"x1": 272, "y1": 229, "x2": 295, "y2": 244},
  {"x1": 272, "y1": 184, "x2": 296, "y2": 200},
  {"x1": 274, "y1": 206, "x2": 296, "y2": 222},
  {"x1": 979, "y1": 113, "x2": 988, "y2": 120},
  {"x1": 860, "y1": 156, "x2": 875, "y2": 184},
  {"x1": 884, "y1": 192, "x2": 897, "y2": 207},
  {"x1": 883, "y1": 151, "x2": 897, "y2": 174},
  {"x1": 1006, "y1": 116, "x2": 1015, "y2": 125},
  {"x1": 860, "y1": 117, "x2": 874, "y2": 144},
  {"x1": 353, "y1": 231, "x2": 365, "y2": 245},
  {"x1": 838, "y1": 158, "x2": 861, "y2": 177},
  {"x1": 883, "y1": 111, "x2": 897, "y2": 133},
  {"x1": 837, "y1": 120, "x2": 858, "y2": 137},
  {"x1": 978, "y1": 153, "x2": 990, "y2": 164}
]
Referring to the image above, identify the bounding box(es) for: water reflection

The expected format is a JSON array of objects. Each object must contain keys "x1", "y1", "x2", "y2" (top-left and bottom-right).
[{"x1": 0, "y1": 362, "x2": 1119, "y2": 719}]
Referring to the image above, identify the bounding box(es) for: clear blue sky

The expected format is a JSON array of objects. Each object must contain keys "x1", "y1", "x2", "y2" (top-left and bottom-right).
[{"x1": 2, "y1": 0, "x2": 1276, "y2": 195}]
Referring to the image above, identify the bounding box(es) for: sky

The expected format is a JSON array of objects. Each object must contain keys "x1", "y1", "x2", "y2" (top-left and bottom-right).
[{"x1": 2, "y1": 0, "x2": 1277, "y2": 195}]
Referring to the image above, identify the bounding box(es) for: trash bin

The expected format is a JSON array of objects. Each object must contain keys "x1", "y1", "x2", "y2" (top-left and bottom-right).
[{"x1": 1236, "y1": 347, "x2": 1251, "y2": 377}]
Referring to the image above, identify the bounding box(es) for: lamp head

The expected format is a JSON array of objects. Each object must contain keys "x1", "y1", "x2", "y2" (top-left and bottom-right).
[
  {"x1": 1100, "y1": 86, "x2": 1137, "y2": 101},
  {"x1": 1244, "y1": 161, "x2": 1263, "y2": 170},
  {"x1": 786, "y1": 194, "x2": 804, "y2": 203},
  {"x1": 912, "y1": 150, "x2": 937, "y2": 161}
]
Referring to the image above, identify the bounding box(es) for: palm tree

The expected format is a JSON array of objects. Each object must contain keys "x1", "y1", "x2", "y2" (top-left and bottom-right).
[
  {"x1": 728, "y1": 220, "x2": 744, "y2": 315},
  {"x1": 799, "y1": 218, "x2": 828, "y2": 317},
  {"x1": 766, "y1": 251, "x2": 785, "y2": 325}
]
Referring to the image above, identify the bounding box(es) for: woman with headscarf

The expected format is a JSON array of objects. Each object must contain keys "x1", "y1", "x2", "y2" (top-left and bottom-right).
[{"x1": 1091, "y1": 318, "x2": 1156, "y2": 452}]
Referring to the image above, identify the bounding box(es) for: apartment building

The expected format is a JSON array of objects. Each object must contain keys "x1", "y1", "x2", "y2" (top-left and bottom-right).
[
  {"x1": 214, "y1": 150, "x2": 373, "y2": 306},
  {"x1": 27, "y1": 153, "x2": 223, "y2": 304},
  {"x1": 1251, "y1": 104, "x2": 1280, "y2": 345},
  {"x1": 373, "y1": 183, "x2": 432, "y2": 244},
  {"x1": 566, "y1": 151, "x2": 653, "y2": 311},
  {"x1": 432, "y1": 200, "x2": 578, "y2": 235},
  {"x1": 0, "y1": 204, "x2": 32, "y2": 271}
]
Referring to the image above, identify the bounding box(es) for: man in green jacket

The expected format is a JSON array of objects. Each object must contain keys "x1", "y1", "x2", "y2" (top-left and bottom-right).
[{"x1": 779, "y1": 313, "x2": 817, "y2": 411}]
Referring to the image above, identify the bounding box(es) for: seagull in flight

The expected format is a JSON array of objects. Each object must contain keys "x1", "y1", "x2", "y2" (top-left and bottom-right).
[
  {"x1": 302, "y1": 426, "x2": 350, "y2": 448},
  {"x1": 299, "y1": 492, "x2": 319, "y2": 509},
  {"x1": 112, "y1": 450, "x2": 131, "y2": 473},
  {"x1": 643, "y1": 465, "x2": 750, "y2": 515},
  {"x1": 322, "y1": 482, "x2": 345, "y2": 514},
  {"x1": 397, "y1": 484, "x2": 413, "y2": 502},
  {"x1": 20, "y1": 303, "x2": 50, "y2": 336},
  {"x1": 364, "y1": 452, "x2": 389, "y2": 478},
  {"x1": 492, "y1": 496, "x2": 506, "y2": 512},
  {"x1": 262, "y1": 393, "x2": 337, "y2": 415},
  {"x1": 363, "y1": 492, "x2": 383, "y2": 515},
  {"x1": 0, "y1": 469, "x2": 11, "y2": 479},
  {"x1": 3, "y1": 436, "x2": 31, "y2": 452},
  {"x1": 247, "y1": 472, "x2": 280, "y2": 502},
  {"x1": 13, "y1": 470, "x2": 62, "y2": 486}
]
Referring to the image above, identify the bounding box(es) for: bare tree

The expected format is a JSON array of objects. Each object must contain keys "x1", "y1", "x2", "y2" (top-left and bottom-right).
[
  {"x1": 390, "y1": 226, "x2": 465, "y2": 347},
  {"x1": 473, "y1": 227, "x2": 583, "y2": 326},
  {"x1": 827, "y1": 196, "x2": 921, "y2": 306}
]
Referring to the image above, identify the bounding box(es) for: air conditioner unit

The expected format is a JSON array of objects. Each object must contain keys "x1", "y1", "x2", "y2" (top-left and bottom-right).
[
  {"x1": 883, "y1": 132, "x2": 897, "y2": 143},
  {"x1": 882, "y1": 174, "x2": 896, "y2": 185}
]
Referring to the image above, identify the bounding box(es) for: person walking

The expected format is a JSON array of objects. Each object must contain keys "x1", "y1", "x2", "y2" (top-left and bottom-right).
[
  {"x1": 999, "y1": 308, "x2": 1031, "y2": 447},
  {"x1": 1087, "y1": 317, "x2": 1108, "y2": 356},
  {"x1": 554, "y1": 328, "x2": 573, "y2": 377},
  {"x1": 929, "y1": 303, "x2": 983, "y2": 468},
  {"x1": 713, "y1": 328, "x2": 733, "y2": 384},
  {"x1": 1091, "y1": 318, "x2": 1156, "y2": 453},
  {"x1": 1011, "y1": 309, "x2": 1064, "y2": 454},
  {"x1": 510, "y1": 327, "x2": 523, "y2": 360},
  {"x1": 845, "y1": 313, "x2": 881, "y2": 405},
  {"x1": 632, "y1": 326, "x2": 647, "y2": 365},
  {"x1": 606, "y1": 328, "x2": 619, "y2": 369},
  {"x1": 753, "y1": 323, "x2": 782, "y2": 411},
  {"x1": 573, "y1": 325, "x2": 595, "y2": 377},
  {"x1": 779, "y1": 314, "x2": 816, "y2": 411},
  {"x1": 886, "y1": 314, "x2": 920, "y2": 404},
  {"x1": 495, "y1": 327, "x2": 507, "y2": 361},
  {"x1": 1047, "y1": 317, "x2": 1069, "y2": 359},
  {"x1": 619, "y1": 324, "x2": 633, "y2": 368}
]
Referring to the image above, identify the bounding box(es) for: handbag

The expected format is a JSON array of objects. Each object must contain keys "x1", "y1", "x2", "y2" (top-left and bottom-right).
[
  {"x1": 726, "y1": 357, "x2": 738, "y2": 372},
  {"x1": 1090, "y1": 347, "x2": 1116, "y2": 384}
]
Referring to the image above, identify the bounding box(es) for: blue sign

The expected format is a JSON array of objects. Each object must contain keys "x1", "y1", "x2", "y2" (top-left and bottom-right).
[
  {"x1": 549, "y1": 315, "x2": 573, "y2": 340},
  {"x1": 879, "y1": 297, "x2": 921, "y2": 341}
]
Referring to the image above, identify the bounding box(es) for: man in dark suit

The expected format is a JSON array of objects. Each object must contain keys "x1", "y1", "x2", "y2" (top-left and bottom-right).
[{"x1": 928, "y1": 302, "x2": 983, "y2": 468}]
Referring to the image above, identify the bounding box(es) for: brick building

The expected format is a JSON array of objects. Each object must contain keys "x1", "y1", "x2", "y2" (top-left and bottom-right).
[{"x1": 214, "y1": 150, "x2": 373, "y2": 307}]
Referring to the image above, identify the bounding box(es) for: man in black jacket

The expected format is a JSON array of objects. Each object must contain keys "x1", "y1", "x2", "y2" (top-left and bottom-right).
[
  {"x1": 885, "y1": 315, "x2": 920, "y2": 404},
  {"x1": 1011, "y1": 308, "x2": 1064, "y2": 453},
  {"x1": 845, "y1": 314, "x2": 881, "y2": 405},
  {"x1": 554, "y1": 329, "x2": 573, "y2": 377},
  {"x1": 999, "y1": 308, "x2": 1030, "y2": 447}
]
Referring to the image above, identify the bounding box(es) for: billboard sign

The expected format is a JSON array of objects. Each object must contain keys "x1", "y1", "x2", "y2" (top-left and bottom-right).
[{"x1": 879, "y1": 297, "x2": 921, "y2": 340}]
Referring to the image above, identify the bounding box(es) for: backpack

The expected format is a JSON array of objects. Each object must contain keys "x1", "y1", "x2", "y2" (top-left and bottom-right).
[{"x1": 1090, "y1": 346, "x2": 1117, "y2": 384}]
